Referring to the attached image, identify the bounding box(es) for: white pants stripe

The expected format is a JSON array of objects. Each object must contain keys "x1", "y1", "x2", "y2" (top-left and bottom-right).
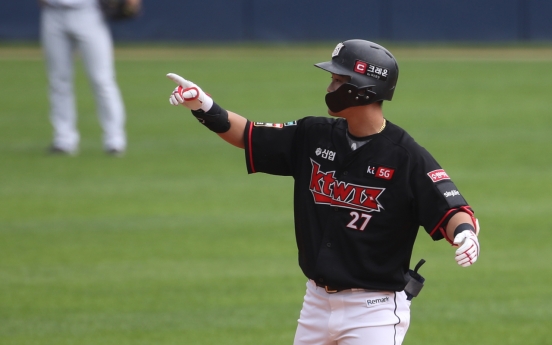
[{"x1": 294, "y1": 280, "x2": 411, "y2": 345}]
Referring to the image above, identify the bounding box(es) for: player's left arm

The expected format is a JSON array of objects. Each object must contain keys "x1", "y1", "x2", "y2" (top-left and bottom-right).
[{"x1": 445, "y1": 212, "x2": 480, "y2": 267}]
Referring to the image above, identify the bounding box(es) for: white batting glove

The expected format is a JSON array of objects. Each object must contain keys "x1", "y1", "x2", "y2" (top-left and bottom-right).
[
  {"x1": 166, "y1": 73, "x2": 213, "y2": 112},
  {"x1": 453, "y1": 230, "x2": 480, "y2": 267}
]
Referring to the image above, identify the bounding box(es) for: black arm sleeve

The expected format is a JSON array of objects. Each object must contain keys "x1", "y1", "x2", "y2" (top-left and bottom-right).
[
  {"x1": 409, "y1": 146, "x2": 471, "y2": 241},
  {"x1": 243, "y1": 120, "x2": 300, "y2": 176}
]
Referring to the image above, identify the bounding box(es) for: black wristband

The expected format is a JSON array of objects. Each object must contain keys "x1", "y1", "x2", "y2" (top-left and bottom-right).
[
  {"x1": 453, "y1": 223, "x2": 475, "y2": 238},
  {"x1": 191, "y1": 102, "x2": 231, "y2": 133}
]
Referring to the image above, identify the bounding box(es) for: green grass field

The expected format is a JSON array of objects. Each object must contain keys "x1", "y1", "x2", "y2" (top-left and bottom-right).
[{"x1": 1, "y1": 43, "x2": 551, "y2": 345}]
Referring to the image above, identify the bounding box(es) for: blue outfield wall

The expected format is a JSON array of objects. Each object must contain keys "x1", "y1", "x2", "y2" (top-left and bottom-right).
[{"x1": 1, "y1": 0, "x2": 551, "y2": 42}]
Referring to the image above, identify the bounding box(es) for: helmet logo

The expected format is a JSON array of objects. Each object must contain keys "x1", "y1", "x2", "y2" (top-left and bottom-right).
[
  {"x1": 354, "y1": 61, "x2": 368, "y2": 74},
  {"x1": 353, "y1": 60, "x2": 389, "y2": 81},
  {"x1": 332, "y1": 43, "x2": 344, "y2": 58}
]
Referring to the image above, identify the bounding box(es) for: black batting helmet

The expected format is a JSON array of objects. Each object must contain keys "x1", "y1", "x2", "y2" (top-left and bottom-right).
[{"x1": 315, "y1": 39, "x2": 399, "y2": 112}]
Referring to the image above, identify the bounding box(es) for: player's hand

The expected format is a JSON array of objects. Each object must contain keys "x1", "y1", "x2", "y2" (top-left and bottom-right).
[
  {"x1": 166, "y1": 73, "x2": 213, "y2": 112},
  {"x1": 453, "y1": 230, "x2": 480, "y2": 267}
]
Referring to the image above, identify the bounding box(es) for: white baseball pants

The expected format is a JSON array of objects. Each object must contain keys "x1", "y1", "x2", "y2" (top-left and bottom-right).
[
  {"x1": 40, "y1": 2, "x2": 126, "y2": 152},
  {"x1": 293, "y1": 280, "x2": 411, "y2": 345}
]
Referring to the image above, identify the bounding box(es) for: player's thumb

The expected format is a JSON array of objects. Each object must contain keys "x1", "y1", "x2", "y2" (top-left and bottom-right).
[
  {"x1": 166, "y1": 73, "x2": 192, "y2": 87},
  {"x1": 181, "y1": 87, "x2": 199, "y2": 100},
  {"x1": 453, "y1": 231, "x2": 467, "y2": 246}
]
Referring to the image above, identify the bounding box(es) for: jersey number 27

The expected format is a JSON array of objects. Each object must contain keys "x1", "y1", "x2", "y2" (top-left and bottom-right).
[{"x1": 346, "y1": 212, "x2": 373, "y2": 231}]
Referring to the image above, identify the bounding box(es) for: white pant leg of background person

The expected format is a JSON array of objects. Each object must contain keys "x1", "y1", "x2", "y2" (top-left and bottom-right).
[
  {"x1": 294, "y1": 281, "x2": 411, "y2": 345},
  {"x1": 41, "y1": 6, "x2": 80, "y2": 153},
  {"x1": 69, "y1": 2, "x2": 126, "y2": 152},
  {"x1": 70, "y1": 1, "x2": 126, "y2": 151}
]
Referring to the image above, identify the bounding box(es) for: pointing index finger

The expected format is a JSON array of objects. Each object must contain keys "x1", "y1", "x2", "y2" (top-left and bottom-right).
[{"x1": 166, "y1": 73, "x2": 192, "y2": 88}]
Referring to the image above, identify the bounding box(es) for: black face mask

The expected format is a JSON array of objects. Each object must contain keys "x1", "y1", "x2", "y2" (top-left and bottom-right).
[{"x1": 325, "y1": 83, "x2": 378, "y2": 113}]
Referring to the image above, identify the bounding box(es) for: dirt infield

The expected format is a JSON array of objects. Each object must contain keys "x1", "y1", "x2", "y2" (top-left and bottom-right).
[{"x1": 1, "y1": 43, "x2": 552, "y2": 61}]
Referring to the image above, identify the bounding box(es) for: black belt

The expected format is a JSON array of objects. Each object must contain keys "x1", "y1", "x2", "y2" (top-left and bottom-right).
[{"x1": 315, "y1": 282, "x2": 351, "y2": 294}]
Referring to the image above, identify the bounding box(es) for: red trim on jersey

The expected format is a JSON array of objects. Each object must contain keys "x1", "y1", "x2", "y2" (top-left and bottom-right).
[
  {"x1": 429, "y1": 206, "x2": 475, "y2": 244},
  {"x1": 247, "y1": 123, "x2": 256, "y2": 173}
]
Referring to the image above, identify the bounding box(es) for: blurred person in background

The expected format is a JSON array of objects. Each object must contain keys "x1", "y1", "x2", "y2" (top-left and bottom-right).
[{"x1": 38, "y1": 0, "x2": 127, "y2": 156}]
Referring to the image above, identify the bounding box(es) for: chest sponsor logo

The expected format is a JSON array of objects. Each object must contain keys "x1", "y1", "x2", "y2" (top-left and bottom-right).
[
  {"x1": 376, "y1": 166, "x2": 394, "y2": 180},
  {"x1": 367, "y1": 165, "x2": 395, "y2": 180},
  {"x1": 315, "y1": 148, "x2": 336, "y2": 161},
  {"x1": 427, "y1": 169, "x2": 450, "y2": 183},
  {"x1": 366, "y1": 296, "x2": 390, "y2": 308},
  {"x1": 309, "y1": 160, "x2": 384, "y2": 213}
]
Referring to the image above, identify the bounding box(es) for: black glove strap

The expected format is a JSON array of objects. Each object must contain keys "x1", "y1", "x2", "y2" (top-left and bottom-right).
[
  {"x1": 453, "y1": 223, "x2": 475, "y2": 238},
  {"x1": 191, "y1": 102, "x2": 231, "y2": 133}
]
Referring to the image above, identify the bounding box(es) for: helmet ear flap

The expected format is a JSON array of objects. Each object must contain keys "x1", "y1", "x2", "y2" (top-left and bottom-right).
[{"x1": 325, "y1": 83, "x2": 377, "y2": 113}]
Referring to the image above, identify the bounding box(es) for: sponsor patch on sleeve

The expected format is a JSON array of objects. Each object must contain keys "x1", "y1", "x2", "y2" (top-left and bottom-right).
[
  {"x1": 253, "y1": 122, "x2": 283, "y2": 128},
  {"x1": 253, "y1": 121, "x2": 297, "y2": 128},
  {"x1": 435, "y1": 180, "x2": 466, "y2": 208},
  {"x1": 427, "y1": 169, "x2": 450, "y2": 183}
]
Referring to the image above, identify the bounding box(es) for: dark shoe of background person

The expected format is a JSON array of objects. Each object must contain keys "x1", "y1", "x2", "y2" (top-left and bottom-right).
[
  {"x1": 106, "y1": 148, "x2": 125, "y2": 157},
  {"x1": 48, "y1": 145, "x2": 78, "y2": 156}
]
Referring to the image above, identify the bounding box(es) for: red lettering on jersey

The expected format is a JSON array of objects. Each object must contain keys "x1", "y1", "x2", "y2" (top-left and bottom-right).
[
  {"x1": 309, "y1": 160, "x2": 385, "y2": 213},
  {"x1": 322, "y1": 172, "x2": 336, "y2": 196},
  {"x1": 349, "y1": 185, "x2": 367, "y2": 206},
  {"x1": 309, "y1": 163, "x2": 325, "y2": 192},
  {"x1": 427, "y1": 169, "x2": 450, "y2": 183},
  {"x1": 332, "y1": 180, "x2": 355, "y2": 202},
  {"x1": 360, "y1": 188, "x2": 382, "y2": 210}
]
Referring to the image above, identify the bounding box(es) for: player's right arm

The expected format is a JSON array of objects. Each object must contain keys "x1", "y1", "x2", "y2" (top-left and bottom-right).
[
  {"x1": 218, "y1": 111, "x2": 247, "y2": 149},
  {"x1": 166, "y1": 73, "x2": 246, "y2": 149}
]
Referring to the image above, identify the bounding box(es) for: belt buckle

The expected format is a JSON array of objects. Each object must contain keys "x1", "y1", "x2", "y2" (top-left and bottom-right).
[{"x1": 325, "y1": 285, "x2": 338, "y2": 294}]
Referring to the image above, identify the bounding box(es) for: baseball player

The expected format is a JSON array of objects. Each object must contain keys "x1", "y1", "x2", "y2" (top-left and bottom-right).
[
  {"x1": 167, "y1": 39, "x2": 480, "y2": 345},
  {"x1": 39, "y1": 0, "x2": 126, "y2": 155}
]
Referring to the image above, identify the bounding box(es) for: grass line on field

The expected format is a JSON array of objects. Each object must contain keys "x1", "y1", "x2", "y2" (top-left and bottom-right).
[{"x1": 1, "y1": 44, "x2": 552, "y2": 61}]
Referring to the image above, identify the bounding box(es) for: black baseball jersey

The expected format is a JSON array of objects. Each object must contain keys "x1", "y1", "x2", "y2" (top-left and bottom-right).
[{"x1": 243, "y1": 117, "x2": 473, "y2": 291}]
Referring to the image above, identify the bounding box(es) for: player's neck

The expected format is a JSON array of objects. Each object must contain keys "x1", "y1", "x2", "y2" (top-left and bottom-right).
[{"x1": 343, "y1": 105, "x2": 385, "y2": 137}]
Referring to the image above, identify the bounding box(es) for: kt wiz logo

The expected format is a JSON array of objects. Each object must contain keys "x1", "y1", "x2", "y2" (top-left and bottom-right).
[{"x1": 309, "y1": 160, "x2": 385, "y2": 213}]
